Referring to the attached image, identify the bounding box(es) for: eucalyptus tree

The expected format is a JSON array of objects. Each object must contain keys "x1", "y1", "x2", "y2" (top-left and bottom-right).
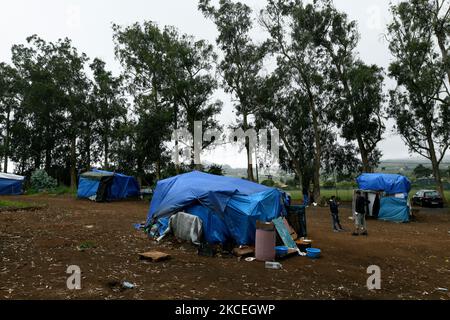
[
  {"x1": 113, "y1": 22, "x2": 175, "y2": 179},
  {"x1": 260, "y1": 0, "x2": 339, "y2": 201},
  {"x1": 387, "y1": 0, "x2": 450, "y2": 202},
  {"x1": 89, "y1": 58, "x2": 127, "y2": 170},
  {"x1": 10, "y1": 35, "x2": 90, "y2": 189},
  {"x1": 0, "y1": 63, "x2": 20, "y2": 173},
  {"x1": 199, "y1": 0, "x2": 267, "y2": 181}
]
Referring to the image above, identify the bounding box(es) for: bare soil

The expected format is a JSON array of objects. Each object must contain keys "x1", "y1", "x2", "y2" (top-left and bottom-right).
[{"x1": 0, "y1": 195, "x2": 449, "y2": 300}]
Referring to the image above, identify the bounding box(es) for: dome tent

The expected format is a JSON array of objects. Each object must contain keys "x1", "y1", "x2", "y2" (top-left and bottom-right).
[
  {"x1": 145, "y1": 171, "x2": 288, "y2": 246},
  {"x1": 0, "y1": 173, "x2": 25, "y2": 195},
  {"x1": 77, "y1": 169, "x2": 140, "y2": 202}
]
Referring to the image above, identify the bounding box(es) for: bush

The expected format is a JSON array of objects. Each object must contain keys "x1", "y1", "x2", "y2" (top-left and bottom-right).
[
  {"x1": 206, "y1": 164, "x2": 224, "y2": 176},
  {"x1": 261, "y1": 179, "x2": 275, "y2": 187},
  {"x1": 30, "y1": 170, "x2": 57, "y2": 192}
]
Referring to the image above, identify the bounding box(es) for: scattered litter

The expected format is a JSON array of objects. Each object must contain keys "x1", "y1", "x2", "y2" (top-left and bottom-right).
[
  {"x1": 436, "y1": 287, "x2": 448, "y2": 292},
  {"x1": 233, "y1": 246, "x2": 255, "y2": 257},
  {"x1": 133, "y1": 223, "x2": 144, "y2": 230},
  {"x1": 85, "y1": 225, "x2": 94, "y2": 229},
  {"x1": 265, "y1": 261, "x2": 282, "y2": 269},
  {"x1": 337, "y1": 269, "x2": 344, "y2": 273},
  {"x1": 197, "y1": 243, "x2": 217, "y2": 257},
  {"x1": 139, "y1": 251, "x2": 170, "y2": 262},
  {"x1": 348, "y1": 216, "x2": 354, "y2": 220},
  {"x1": 122, "y1": 281, "x2": 135, "y2": 289},
  {"x1": 245, "y1": 257, "x2": 256, "y2": 262}
]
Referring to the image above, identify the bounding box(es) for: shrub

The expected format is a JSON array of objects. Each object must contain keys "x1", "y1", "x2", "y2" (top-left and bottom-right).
[
  {"x1": 30, "y1": 170, "x2": 57, "y2": 192},
  {"x1": 261, "y1": 179, "x2": 275, "y2": 187},
  {"x1": 206, "y1": 164, "x2": 224, "y2": 176}
]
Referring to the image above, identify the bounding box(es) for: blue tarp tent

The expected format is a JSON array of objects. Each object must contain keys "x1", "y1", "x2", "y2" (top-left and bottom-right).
[
  {"x1": 356, "y1": 173, "x2": 411, "y2": 223},
  {"x1": 146, "y1": 171, "x2": 287, "y2": 245},
  {"x1": 356, "y1": 173, "x2": 411, "y2": 195},
  {"x1": 378, "y1": 197, "x2": 410, "y2": 223},
  {"x1": 77, "y1": 169, "x2": 140, "y2": 202},
  {"x1": 0, "y1": 173, "x2": 25, "y2": 195}
]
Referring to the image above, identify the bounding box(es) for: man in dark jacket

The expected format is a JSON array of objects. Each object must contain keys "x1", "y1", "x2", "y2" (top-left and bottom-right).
[
  {"x1": 302, "y1": 187, "x2": 309, "y2": 206},
  {"x1": 329, "y1": 196, "x2": 344, "y2": 232},
  {"x1": 354, "y1": 191, "x2": 370, "y2": 236}
]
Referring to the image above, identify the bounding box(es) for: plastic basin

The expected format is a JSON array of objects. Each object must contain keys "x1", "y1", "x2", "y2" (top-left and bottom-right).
[
  {"x1": 306, "y1": 248, "x2": 321, "y2": 259},
  {"x1": 275, "y1": 246, "x2": 289, "y2": 256}
]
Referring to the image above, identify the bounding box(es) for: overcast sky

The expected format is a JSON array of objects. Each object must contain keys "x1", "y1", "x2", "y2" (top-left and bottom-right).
[{"x1": 0, "y1": 0, "x2": 443, "y2": 168}]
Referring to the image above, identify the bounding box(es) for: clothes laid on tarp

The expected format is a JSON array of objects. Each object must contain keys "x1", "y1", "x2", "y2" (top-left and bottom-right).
[
  {"x1": 0, "y1": 173, "x2": 25, "y2": 195},
  {"x1": 146, "y1": 171, "x2": 287, "y2": 246},
  {"x1": 356, "y1": 173, "x2": 411, "y2": 195},
  {"x1": 378, "y1": 197, "x2": 410, "y2": 223},
  {"x1": 77, "y1": 169, "x2": 140, "y2": 202},
  {"x1": 159, "y1": 212, "x2": 203, "y2": 245}
]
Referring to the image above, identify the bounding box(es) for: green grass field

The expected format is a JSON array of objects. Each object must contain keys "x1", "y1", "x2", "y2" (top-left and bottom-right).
[{"x1": 286, "y1": 188, "x2": 450, "y2": 203}]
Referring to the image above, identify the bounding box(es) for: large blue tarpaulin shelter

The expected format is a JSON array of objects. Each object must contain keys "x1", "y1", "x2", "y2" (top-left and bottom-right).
[
  {"x1": 77, "y1": 169, "x2": 140, "y2": 202},
  {"x1": 146, "y1": 171, "x2": 287, "y2": 245},
  {"x1": 357, "y1": 173, "x2": 411, "y2": 195},
  {"x1": 0, "y1": 173, "x2": 25, "y2": 195},
  {"x1": 356, "y1": 173, "x2": 411, "y2": 223}
]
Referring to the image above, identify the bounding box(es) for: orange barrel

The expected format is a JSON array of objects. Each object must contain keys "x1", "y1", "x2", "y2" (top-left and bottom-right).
[{"x1": 255, "y1": 221, "x2": 276, "y2": 261}]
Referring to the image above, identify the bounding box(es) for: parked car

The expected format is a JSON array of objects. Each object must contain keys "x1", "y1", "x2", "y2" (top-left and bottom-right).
[{"x1": 412, "y1": 190, "x2": 444, "y2": 208}]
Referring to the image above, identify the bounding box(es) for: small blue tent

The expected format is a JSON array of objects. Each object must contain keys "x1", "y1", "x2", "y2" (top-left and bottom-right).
[
  {"x1": 0, "y1": 173, "x2": 25, "y2": 195},
  {"x1": 356, "y1": 173, "x2": 411, "y2": 223},
  {"x1": 146, "y1": 171, "x2": 287, "y2": 245},
  {"x1": 77, "y1": 169, "x2": 140, "y2": 202}
]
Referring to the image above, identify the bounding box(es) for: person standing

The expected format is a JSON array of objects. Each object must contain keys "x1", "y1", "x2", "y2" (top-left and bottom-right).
[
  {"x1": 353, "y1": 191, "x2": 369, "y2": 236},
  {"x1": 329, "y1": 196, "x2": 344, "y2": 232},
  {"x1": 302, "y1": 187, "x2": 309, "y2": 206}
]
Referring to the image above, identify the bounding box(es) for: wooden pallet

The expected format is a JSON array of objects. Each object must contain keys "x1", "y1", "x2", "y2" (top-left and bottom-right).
[
  {"x1": 232, "y1": 246, "x2": 255, "y2": 257},
  {"x1": 138, "y1": 251, "x2": 171, "y2": 262}
]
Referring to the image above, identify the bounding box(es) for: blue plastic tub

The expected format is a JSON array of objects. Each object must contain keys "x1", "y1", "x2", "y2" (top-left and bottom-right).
[
  {"x1": 275, "y1": 246, "x2": 289, "y2": 256},
  {"x1": 306, "y1": 248, "x2": 321, "y2": 259}
]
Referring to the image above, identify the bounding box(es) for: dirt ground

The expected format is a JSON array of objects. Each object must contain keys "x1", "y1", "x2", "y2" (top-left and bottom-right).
[{"x1": 0, "y1": 195, "x2": 449, "y2": 300}]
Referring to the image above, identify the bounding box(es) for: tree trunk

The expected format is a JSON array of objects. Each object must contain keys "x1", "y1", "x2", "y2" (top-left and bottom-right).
[
  {"x1": 279, "y1": 133, "x2": 304, "y2": 200},
  {"x1": 357, "y1": 137, "x2": 371, "y2": 173},
  {"x1": 174, "y1": 104, "x2": 180, "y2": 175},
  {"x1": 243, "y1": 113, "x2": 254, "y2": 181},
  {"x1": 70, "y1": 136, "x2": 77, "y2": 191},
  {"x1": 156, "y1": 160, "x2": 161, "y2": 181},
  {"x1": 3, "y1": 110, "x2": 10, "y2": 173},
  {"x1": 427, "y1": 134, "x2": 447, "y2": 204},
  {"x1": 104, "y1": 136, "x2": 109, "y2": 169},
  {"x1": 86, "y1": 137, "x2": 91, "y2": 171},
  {"x1": 435, "y1": 26, "x2": 450, "y2": 84},
  {"x1": 310, "y1": 102, "x2": 321, "y2": 203},
  {"x1": 255, "y1": 147, "x2": 259, "y2": 184}
]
